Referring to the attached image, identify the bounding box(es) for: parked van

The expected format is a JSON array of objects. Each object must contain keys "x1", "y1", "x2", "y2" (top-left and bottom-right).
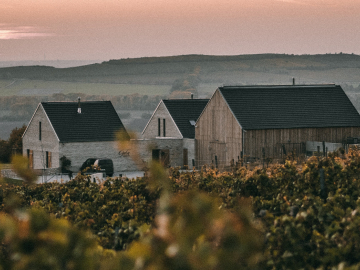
[
  {"x1": 79, "y1": 158, "x2": 114, "y2": 177},
  {"x1": 94, "y1": 159, "x2": 114, "y2": 177}
]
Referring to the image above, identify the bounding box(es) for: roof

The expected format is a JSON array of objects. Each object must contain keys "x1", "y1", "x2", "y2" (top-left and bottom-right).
[
  {"x1": 163, "y1": 99, "x2": 209, "y2": 138},
  {"x1": 218, "y1": 84, "x2": 360, "y2": 130},
  {"x1": 41, "y1": 101, "x2": 128, "y2": 143}
]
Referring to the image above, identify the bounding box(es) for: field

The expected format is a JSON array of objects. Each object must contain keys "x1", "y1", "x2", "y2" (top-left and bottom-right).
[
  {"x1": 1, "y1": 54, "x2": 360, "y2": 97},
  {"x1": 0, "y1": 79, "x2": 171, "y2": 96}
]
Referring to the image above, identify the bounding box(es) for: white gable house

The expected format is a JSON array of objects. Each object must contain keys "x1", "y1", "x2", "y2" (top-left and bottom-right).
[
  {"x1": 137, "y1": 98, "x2": 208, "y2": 168},
  {"x1": 22, "y1": 100, "x2": 135, "y2": 174}
]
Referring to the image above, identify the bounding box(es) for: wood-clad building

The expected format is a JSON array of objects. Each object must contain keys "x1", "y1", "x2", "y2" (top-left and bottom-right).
[{"x1": 195, "y1": 85, "x2": 360, "y2": 168}]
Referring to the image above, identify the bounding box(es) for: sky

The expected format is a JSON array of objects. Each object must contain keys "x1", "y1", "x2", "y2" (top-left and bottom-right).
[{"x1": 0, "y1": 0, "x2": 359, "y2": 61}]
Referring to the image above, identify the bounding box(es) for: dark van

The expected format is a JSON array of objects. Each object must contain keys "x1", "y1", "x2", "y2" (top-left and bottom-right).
[
  {"x1": 79, "y1": 158, "x2": 114, "y2": 177},
  {"x1": 94, "y1": 159, "x2": 114, "y2": 177}
]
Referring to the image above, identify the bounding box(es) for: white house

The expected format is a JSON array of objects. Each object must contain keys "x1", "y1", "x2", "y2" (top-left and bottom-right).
[
  {"x1": 22, "y1": 99, "x2": 135, "y2": 173},
  {"x1": 138, "y1": 98, "x2": 209, "y2": 168}
]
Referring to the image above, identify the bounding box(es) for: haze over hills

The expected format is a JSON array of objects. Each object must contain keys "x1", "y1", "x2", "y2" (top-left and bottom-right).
[
  {"x1": 1, "y1": 53, "x2": 360, "y2": 139},
  {"x1": 1, "y1": 53, "x2": 360, "y2": 87},
  {"x1": 0, "y1": 60, "x2": 102, "y2": 69}
]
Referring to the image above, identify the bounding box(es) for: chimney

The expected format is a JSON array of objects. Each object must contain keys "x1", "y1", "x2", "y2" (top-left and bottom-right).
[
  {"x1": 77, "y1": 97, "x2": 81, "y2": 114},
  {"x1": 292, "y1": 78, "x2": 295, "y2": 85},
  {"x1": 191, "y1": 93, "x2": 194, "y2": 99}
]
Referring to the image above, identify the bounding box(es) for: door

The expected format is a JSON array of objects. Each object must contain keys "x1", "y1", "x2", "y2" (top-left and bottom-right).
[
  {"x1": 183, "y1": 148, "x2": 188, "y2": 168},
  {"x1": 210, "y1": 141, "x2": 227, "y2": 169}
]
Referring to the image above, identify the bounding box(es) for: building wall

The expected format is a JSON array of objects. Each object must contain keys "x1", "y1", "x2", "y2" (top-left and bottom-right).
[
  {"x1": 244, "y1": 127, "x2": 360, "y2": 159},
  {"x1": 196, "y1": 90, "x2": 243, "y2": 169},
  {"x1": 183, "y1": 138, "x2": 195, "y2": 168},
  {"x1": 142, "y1": 101, "x2": 182, "y2": 139},
  {"x1": 135, "y1": 138, "x2": 184, "y2": 168},
  {"x1": 196, "y1": 89, "x2": 360, "y2": 168},
  {"x1": 59, "y1": 141, "x2": 137, "y2": 173},
  {"x1": 22, "y1": 104, "x2": 60, "y2": 170}
]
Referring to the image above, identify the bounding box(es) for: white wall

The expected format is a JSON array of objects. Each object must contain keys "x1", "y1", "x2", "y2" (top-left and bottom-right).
[
  {"x1": 142, "y1": 101, "x2": 182, "y2": 139},
  {"x1": 183, "y1": 138, "x2": 195, "y2": 168},
  {"x1": 59, "y1": 141, "x2": 137, "y2": 172},
  {"x1": 22, "y1": 104, "x2": 60, "y2": 170}
]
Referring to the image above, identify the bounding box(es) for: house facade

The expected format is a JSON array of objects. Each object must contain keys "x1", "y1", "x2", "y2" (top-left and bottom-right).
[
  {"x1": 22, "y1": 100, "x2": 135, "y2": 173},
  {"x1": 137, "y1": 98, "x2": 208, "y2": 168},
  {"x1": 196, "y1": 85, "x2": 360, "y2": 169}
]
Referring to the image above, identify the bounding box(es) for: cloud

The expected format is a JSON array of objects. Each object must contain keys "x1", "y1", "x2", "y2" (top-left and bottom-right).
[{"x1": 0, "y1": 25, "x2": 54, "y2": 40}]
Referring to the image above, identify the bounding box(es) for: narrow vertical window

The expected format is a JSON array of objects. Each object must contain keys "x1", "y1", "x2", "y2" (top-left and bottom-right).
[
  {"x1": 158, "y1": 118, "x2": 161, "y2": 136},
  {"x1": 29, "y1": 150, "x2": 33, "y2": 169},
  {"x1": 163, "y1": 119, "x2": 166, "y2": 137},
  {"x1": 39, "y1": 121, "x2": 42, "y2": 141},
  {"x1": 27, "y1": 149, "x2": 30, "y2": 168},
  {"x1": 46, "y1": 151, "x2": 52, "y2": 168}
]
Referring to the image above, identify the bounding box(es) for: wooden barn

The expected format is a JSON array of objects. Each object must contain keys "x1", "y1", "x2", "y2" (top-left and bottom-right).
[{"x1": 195, "y1": 84, "x2": 360, "y2": 168}]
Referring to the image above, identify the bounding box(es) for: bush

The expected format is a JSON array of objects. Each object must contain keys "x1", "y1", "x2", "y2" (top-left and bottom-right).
[{"x1": 4, "y1": 150, "x2": 360, "y2": 268}]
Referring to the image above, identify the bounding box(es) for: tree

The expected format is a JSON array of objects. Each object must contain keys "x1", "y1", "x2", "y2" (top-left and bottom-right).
[
  {"x1": 8, "y1": 125, "x2": 26, "y2": 154},
  {"x1": 0, "y1": 139, "x2": 10, "y2": 163},
  {"x1": 0, "y1": 125, "x2": 26, "y2": 163}
]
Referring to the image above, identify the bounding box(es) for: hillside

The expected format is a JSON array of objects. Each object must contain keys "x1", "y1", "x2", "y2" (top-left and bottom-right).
[
  {"x1": 2, "y1": 53, "x2": 360, "y2": 140},
  {"x1": 1, "y1": 53, "x2": 360, "y2": 91}
]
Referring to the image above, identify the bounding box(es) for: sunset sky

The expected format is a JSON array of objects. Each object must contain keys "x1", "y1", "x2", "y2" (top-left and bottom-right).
[{"x1": 1, "y1": 0, "x2": 359, "y2": 61}]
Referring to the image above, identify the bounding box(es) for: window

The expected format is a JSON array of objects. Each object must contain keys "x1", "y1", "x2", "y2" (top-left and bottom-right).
[
  {"x1": 29, "y1": 150, "x2": 33, "y2": 169},
  {"x1": 158, "y1": 118, "x2": 161, "y2": 136},
  {"x1": 163, "y1": 119, "x2": 166, "y2": 137},
  {"x1": 39, "y1": 121, "x2": 42, "y2": 141},
  {"x1": 183, "y1": 148, "x2": 188, "y2": 168},
  {"x1": 46, "y1": 151, "x2": 52, "y2": 168}
]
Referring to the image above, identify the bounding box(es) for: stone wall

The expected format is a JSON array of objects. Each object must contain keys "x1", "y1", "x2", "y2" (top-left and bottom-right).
[
  {"x1": 183, "y1": 138, "x2": 196, "y2": 168},
  {"x1": 135, "y1": 138, "x2": 184, "y2": 168},
  {"x1": 59, "y1": 141, "x2": 137, "y2": 173}
]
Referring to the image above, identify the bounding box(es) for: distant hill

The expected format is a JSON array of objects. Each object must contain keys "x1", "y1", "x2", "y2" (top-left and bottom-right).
[
  {"x1": 0, "y1": 60, "x2": 101, "y2": 69},
  {"x1": 1, "y1": 53, "x2": 360, "y2": 86}
]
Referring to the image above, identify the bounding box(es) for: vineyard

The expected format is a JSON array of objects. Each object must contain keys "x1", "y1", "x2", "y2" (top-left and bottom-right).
[{"x1": 2, "y1": 151, "x2": 360, "y2": 269}]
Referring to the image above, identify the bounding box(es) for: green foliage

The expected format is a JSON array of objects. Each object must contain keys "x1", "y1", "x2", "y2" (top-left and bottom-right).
[
  {"x1": 60, "y1": 156, "x2": 71, "y2": 172},
  {"x1": 0, "y1": 208, "x2": 102, "y2": 270},
  {"x1": 0, "y1": 125, "x2": 26, "y2": 163},
  {"x1": 5, "y1": 150, "x2": 360, "y2": 268}
]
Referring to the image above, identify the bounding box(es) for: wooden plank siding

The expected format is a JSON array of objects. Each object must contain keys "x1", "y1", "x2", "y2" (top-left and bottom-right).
[
  {"x1": 245, "y1": 127, "x2": 360, "y2": 160},
  {"x1": 196, "y1": 90, "x2": 243, "y2": 169},
  {"x1": 196, "y1": 89, "x2": 360, "y2": 168}
]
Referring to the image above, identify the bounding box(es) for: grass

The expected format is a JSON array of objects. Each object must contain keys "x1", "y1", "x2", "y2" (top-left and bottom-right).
[
  {"x1": 1, "y1": 164, "x2": 23, "y2": 185},
  {"x1": 0, "y1": 79, "x2": 171, "y2": 96},
  {"x1": 1, "y1": 164, "x2": 11, "y2": 169},
  {"x1": 1, "y1": 177, "x2": 23, "y2": 185}
]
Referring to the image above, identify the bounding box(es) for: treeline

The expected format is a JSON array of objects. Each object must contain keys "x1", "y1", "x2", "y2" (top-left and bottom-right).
[
  {"x1": 0, "y1": 93, "x2": 164, "y2": 122},
  {"x1": 0, "y1": 125, "x2": 25, "y2": 163}
]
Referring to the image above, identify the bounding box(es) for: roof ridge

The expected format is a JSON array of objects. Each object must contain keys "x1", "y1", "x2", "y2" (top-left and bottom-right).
[{"x1": 220, "y1": 84, "x2": 337, "y2": 89}]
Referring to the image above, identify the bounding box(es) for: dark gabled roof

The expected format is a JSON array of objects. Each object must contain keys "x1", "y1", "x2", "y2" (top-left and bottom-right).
[
  {"x1": 219, "y1": 85, "x2": 360, "y2": 130},
  {"x1": 163, "y1": 99, "x2": 209, "y2": 138},
  {"x1": 41, "y1": 101, "x2": 128, "y2": 143}
]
